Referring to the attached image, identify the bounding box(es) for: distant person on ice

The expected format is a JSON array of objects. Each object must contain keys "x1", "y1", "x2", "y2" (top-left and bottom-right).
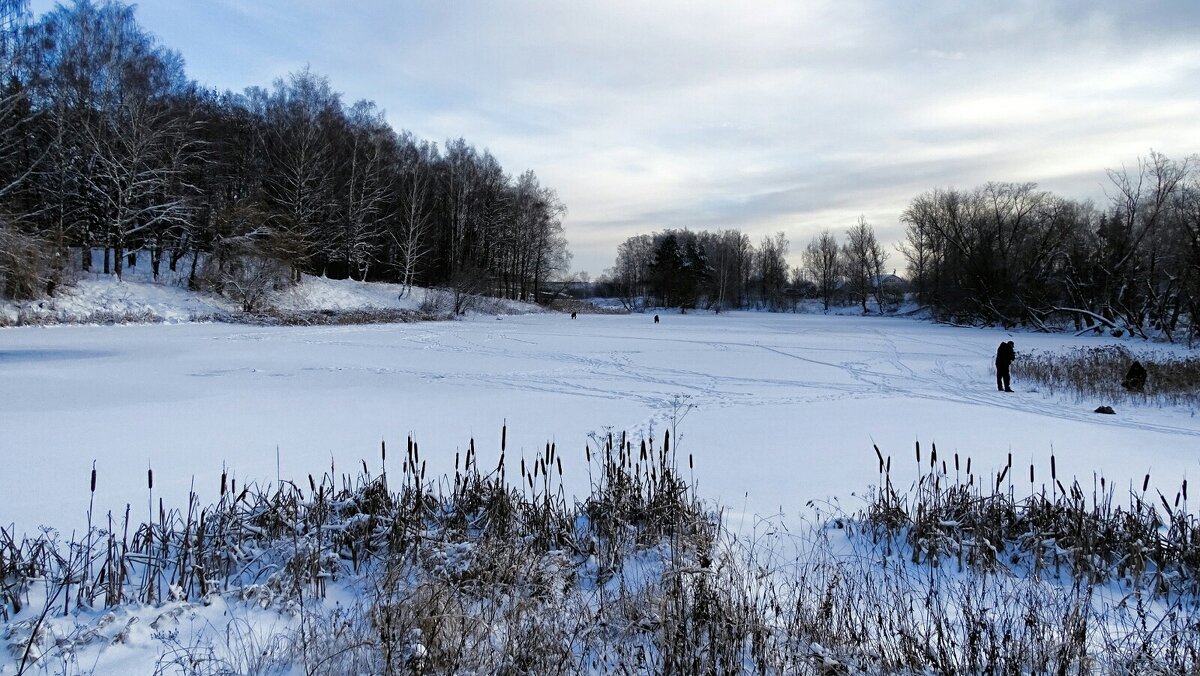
[
  {"x1": 995, "y1": 340, "x2": 1015, "y2": 392},
  {"x1": 1122, "y1": 360, "x2": 1147, "y2": 392}
]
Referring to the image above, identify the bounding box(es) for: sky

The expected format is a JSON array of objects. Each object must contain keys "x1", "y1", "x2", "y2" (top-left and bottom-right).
[{"x1": 28, "y1": 0, "x2": 1200, "y2": 276}]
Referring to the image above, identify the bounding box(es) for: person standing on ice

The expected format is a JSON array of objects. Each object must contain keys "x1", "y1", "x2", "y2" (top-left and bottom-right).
[{"x1": 995, "y1": 340, "x2": 1015, "y2": 392}]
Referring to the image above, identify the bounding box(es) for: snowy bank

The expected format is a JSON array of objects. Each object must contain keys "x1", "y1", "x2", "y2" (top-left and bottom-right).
[{"x1": 0, "y1": 272, "x2": 542, "y2": 327}]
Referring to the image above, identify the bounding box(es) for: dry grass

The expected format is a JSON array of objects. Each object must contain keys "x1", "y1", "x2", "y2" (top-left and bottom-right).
[
  {"x1": 547, "y1": 298, "x2": 629, "y2": 315},
  {"x1": 3, "y1": 433, "x2": 1199, "y2": 674},
  {"x1": 1012, "y1": 345, "x2": 1200, "y2": 408},
  {"x1": 235, "y1": 307, "x2": 449, "y2": 326}
]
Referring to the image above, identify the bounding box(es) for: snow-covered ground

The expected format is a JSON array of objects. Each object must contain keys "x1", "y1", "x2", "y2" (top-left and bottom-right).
[
  {"x1": 2, "y1": 311, "x2": 1196, "y2": 536},
  {"x1": 0, "y1": 269, "x2": 451, "y2": 326}
]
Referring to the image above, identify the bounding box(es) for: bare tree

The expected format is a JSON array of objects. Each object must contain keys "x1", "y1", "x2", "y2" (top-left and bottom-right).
[
  {"x1": 1100, "y1": 151, "x2": 1190, "y2": 334},
  {"x1": 79, "y1": 101, "x2": 198, "y2": 280},
  {"x1": 756, "y1": 231, "x2": 789, "y2": 311},
  {"x1": 612, "y1": 233, "x2": 654, "y2": 310},
  {"x1": 259, "y1": 69, "x2": 340, "y2": 281},
  {"x1": 390, "y1": 135, "x2": 436, "y2": 295},
  {"x1": 803, "y1": 230, "x2": 841, "y2": 312},
  {"x1": 338, "y1": 101, "x2": 391, "y2": 281},
  {"x1": 843, "y1": 217, "x2": 887, "y2": 313}
]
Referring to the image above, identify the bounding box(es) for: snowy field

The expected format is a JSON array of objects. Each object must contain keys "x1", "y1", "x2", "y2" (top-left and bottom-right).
[{"x1": 1, "y1": 312, "x2": 1198, "y2": 536}]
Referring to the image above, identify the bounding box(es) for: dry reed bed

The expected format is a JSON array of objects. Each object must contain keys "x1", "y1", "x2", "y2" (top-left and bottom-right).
[
  {"x1": 1012, "y1": 345, "x2": 1200, "y2": 408},
  {"x1": 2, "y1": 434, "x2": 1199, "y2": 674}
]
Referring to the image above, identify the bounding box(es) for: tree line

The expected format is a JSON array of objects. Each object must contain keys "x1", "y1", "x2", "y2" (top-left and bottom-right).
[
  {"x1": 605, "y1": 152, "x2": 1198, "y2": 344},
  {"x1": 900, "y1": 152, "x2": 1199, "y2": 341},
  {"x1": 601, "y1": 219, "x2": 899, "y2": 314},
  {"x1": 0, "y1": 0, "x2": 570, "y2": 305}
]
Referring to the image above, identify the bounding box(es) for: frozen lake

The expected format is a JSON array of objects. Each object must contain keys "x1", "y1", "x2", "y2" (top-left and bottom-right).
[{"x1": 2, "y1": 312, "x2": 1197, "y2": 534}]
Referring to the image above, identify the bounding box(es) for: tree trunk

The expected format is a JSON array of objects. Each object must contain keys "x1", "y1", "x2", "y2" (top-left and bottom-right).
[
  {"x1": 189, "y1": 250, "x2": 200, "y2": 289},
  {"x1": 151, "y1": 245, "x2": 162, "y2": 280}
]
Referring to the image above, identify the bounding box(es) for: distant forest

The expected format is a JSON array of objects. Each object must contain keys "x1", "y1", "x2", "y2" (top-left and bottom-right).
[
  {"x1": 0, "y1": 0, "x2": 570, "y2": 303},
  {"x1": 605, "y1": 156, "x2": 1200, "y2": 342},
  {"x1": 600, "y1": 219, "x2": 896, "y2": 315}
]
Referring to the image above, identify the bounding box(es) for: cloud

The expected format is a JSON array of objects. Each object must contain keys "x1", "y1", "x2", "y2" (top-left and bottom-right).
[
  {"x1": 26, "y1": 0, "x2": 1200, "y2": 274},
  {"x1": 910, "y1": 48, "x2": 965, "y2": 60}
]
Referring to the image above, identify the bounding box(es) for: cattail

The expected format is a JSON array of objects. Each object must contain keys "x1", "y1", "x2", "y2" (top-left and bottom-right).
[
  {"x1": 1143, "y1": 473, "x2": 1150, "y2": 493},
  {"x1": 502, "y1": 422, "x2": 507, "y2": 452},
  {"x1": 586, "y1": 445, "x2": 591, "y2": 463},
  {"x1": 874, "y1": 445, "x2": 884, "y2": 473},
  {"x1": 1051, "y1": 455, "x2": 1057, "y2": 481},
  {"x1": 556, "y1": 457, "x2": 562, "y2": 476},
  {"x1": 915, "y1": 441, "x2": 921, "y2": 465},
  {"x1": 521, "y1": 458, "x2": 527, "y2": 477},
  {"x1": 1183, "y1": 479, "x2": 1188, "y2": 501},
  {"x1": 220, "y1": 468, "x2": 227, "y2": 496},
  {"x1": 664, "y1": 429, "x2": 670, "y2": 455},
  {"x1": 362, "y1": 460, "x2": 369, "y2": 475},
  {"x1": 148, "y1": 467, "x2": 154, "y2": 490},
  {"x1": 689, "y1": 453, "x2": 694, "y2": 470},
  {"x1": 90, "y1": 462, "x2": 97, "y2": 493},
  {"x1": 308, "y1": 474, "x2": 316, "y2": 493},
  {"x1": 966, "y1": 458, "x2": 971, "y2": 475},
  {"x1": 455, "y1": 452, "x2": 460, "y2": 471},
  {"x1": 1030, "y1": 464, "x2": 1035, "y2": 484},
  {"x1": 381, "y1": 440, "x2": 386, "y2": 463},
  {"x1": 954, "y1": 453, "x2": 959, "y2": 473},
  {"x1": 930, "y1": 444, "x2": 937, "y2": 468}
]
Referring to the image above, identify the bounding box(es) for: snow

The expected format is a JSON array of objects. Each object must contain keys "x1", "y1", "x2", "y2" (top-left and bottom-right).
[
  {"x1": 3, "y1": 304, "x2": 1200, "y2": 674},
  {"x1": 1, "y1": 310, "x2": 1196, "y2": 538},
  {"x1": 266, "y1": 274, "x2": 425, "y2": 312},
  {"x1": 0, "y1": 272, "x2": 434, "y2": 326},
  {"x1": 0, "y1": 273, "x2": 235, "y2": 325},
  {"x1": 0, "y1": 248, "x2": 540, "y2": 325}
]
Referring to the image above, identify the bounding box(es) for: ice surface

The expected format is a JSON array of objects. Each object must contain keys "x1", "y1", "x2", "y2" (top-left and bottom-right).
[{"x1": 1, "y1": 311, "x2": 1197, "y2": 535}]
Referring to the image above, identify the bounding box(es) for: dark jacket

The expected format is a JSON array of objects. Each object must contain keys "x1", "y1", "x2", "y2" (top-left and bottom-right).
[{"x1": 996, "y1": 341, "x2": 1015, "y2": 367}]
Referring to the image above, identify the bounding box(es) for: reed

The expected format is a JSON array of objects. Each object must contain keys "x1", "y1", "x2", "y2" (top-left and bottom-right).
[{"x1": 3, "y1": 432, "x2": 1198, "y2": 674}]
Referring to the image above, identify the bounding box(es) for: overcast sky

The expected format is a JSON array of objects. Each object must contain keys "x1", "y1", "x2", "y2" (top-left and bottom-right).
[{"x1": 29, "y1": 0, "x2": 1200, "y2": 275}]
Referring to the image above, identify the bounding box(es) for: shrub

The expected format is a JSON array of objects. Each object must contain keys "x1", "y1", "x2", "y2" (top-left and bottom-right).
[{"x1": 0, "y1": 221, "x2": 58, "y2": 300}]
